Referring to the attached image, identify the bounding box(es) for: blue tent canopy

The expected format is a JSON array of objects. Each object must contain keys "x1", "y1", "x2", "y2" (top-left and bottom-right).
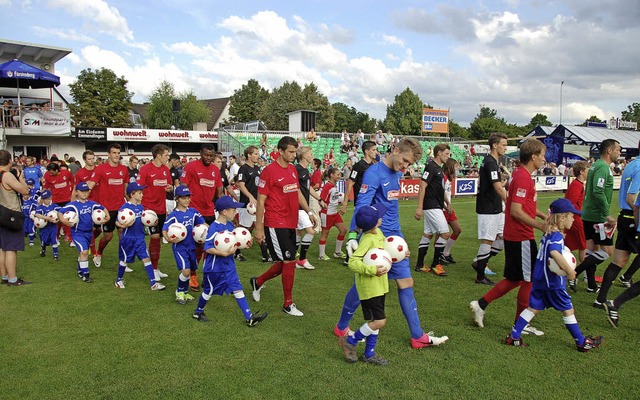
[{"x1": 0, "y1": 59, "x2": 60, "y2": 89}]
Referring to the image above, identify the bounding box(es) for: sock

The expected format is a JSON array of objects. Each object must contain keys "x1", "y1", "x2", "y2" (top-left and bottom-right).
[
  {"x1": 8, "y1": 277, "x2": 17, "y2": 283},
  {"x1": 299, "y1": 233, "x2": 313, "y2": 260},
  {"x1": 481, "y1": 279, "x2": 521, "y2": 308},
  {"x1": 234, "y1": 291, "x2": 252, "y2": 320},
  {"x1": 511, "y1": 308, "x2": 535, "y2": 340},
  {"x1": 296, "y1": 234, "x2": 301, "y2": 248},
  {"x1": 335, "y1": 234, "x2": 345, "y2": 254},
  {"x1": 77, "y1": 258, "x2": 81, "y2": 274},
  {"x1": 97, "y1": 237, "x2": 109, "y2": 255},
  {"x1": 79, "y1": 260, "x2": 89, "y2": 276},
  {"x1": 62, "y1": 223, "x2": 71, "y2": 241},
  {"x1": 563, "y1": 314, "x2": 585, "y2": 345},
  {"x1": 614, "y1": 281, "x2": 640, "y2": 308},
  {"x1": 475, "y1": 243, "x2": 492, "y2": 280},
  {"x1": 431, "y1": 237, "x2": 446, "y2": 267},
  {"x1": 90, "y1": 228, "x2": 101, "y2": 256},
  {"x1": 195, "y1": 246, "x2": 204, "y2": 265},
  {"x1": 443, "y1": 234, "x2": 458, "y2": 256},
  {"x1": 490, "y1": 239, "x2": 504, "y2": 258},
  {"x1": 622, "y1": 255, "x2": 640, "y2": 281},
  {"x1": 117, "y1": 261, "x2": 126, "y2": 280},
  {"x1": 364, "y1": 331, "x2": 380, "y2": 358},
  {"x1": 149, "y1": 237, "x2": 161, "y2": 269},
  {"x1": 337, "y1": 285, "x2": 360, "y2": 330},
  {"x1": 144, "y1": 262, "x2": 156, "y2": 285},
  {"x1": 516, "y1": 281, "x2": 532, "y2": 319},
  {"x1": 281, "y1": 261, "x2": 296, "y2": 308},
  {"x1": 29, "y1": 233, "x2": 35, "y2": 242},
  {"x1": 259, "y1": 242, "x2": 269, "y2": 259},
  {"x1": 597, "y1": 263, "x2": 623, "y2": 303},
  {"x1": 257, "y1": 261, "x2": 284, "y2": 286},
  {"x1": 52, "y1": 244, "x2": 59, "y2": 257},
  {"x1": 348, "y1": 322, "x2": 375, "y2": 346},
  {"x1": 196, "y1": 293, "x2": 210, "y2": 313},
  {"x1": 398, "y1": 287, "x2": 423, "y2": 339},
  {"x1": 416, "y1": 236, "x2": 431, "y2": 268},
  {"x1": 178, "y1": 273, "x2": 190, "y2": 293},
  {"x1": 318, "y1": 240, "x2": 327, "y2": 257}
]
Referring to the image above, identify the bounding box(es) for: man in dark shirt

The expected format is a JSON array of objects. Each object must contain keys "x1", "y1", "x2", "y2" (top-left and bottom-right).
[
  {"x1": 127, "y1": 156, "x2": 139, "y2": 183},
  {"x1": 166, "y1": 153, "x2": 182, "y2": 215}
]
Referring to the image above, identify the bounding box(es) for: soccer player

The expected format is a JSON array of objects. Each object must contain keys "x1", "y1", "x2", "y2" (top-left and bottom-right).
[
  {"x1": 180, "y1": 144, "x2": 224, "y2": 291},
  {"x1": 43, "y1": 162, "x2": 74, "y2": 244},
  {"x1": 414, "y1": 143, "x2": 451, "y2": 276},
  {"x1": 441, "y1": 158, "x2": 462, "y2": 264},
  {"x1": 23, "y1": 156, "x2": 43, "y2": 190},
  {"x1": 249, "y1": 136, "x2": 316, "y2": 317},
  {"x1": 136, "y1": 144, "x2": 172, "y2": 281},
  {"x1": 469, "y1": 139, "x2": 547, "y2": 335},
  {"x1": 570, "y1": 139, "x2": 621, "y2": 293},
  {"x1": 166, "y1": 153, "x2": 182, "y2": 215},
  {"x1": 334, "y1": 137, "x2": 449, "y2": 349},
  {"x1": 564, "y1": 161, "x2": 589, "y2": 263},
  {"x1": 317, "y1": 167, "x2": 347, "y2": 261},
  {"x1": 21, "y1": 179, "x2": 37, "y2": 246},
  {"x1": 193, "y1": 196, "x2": 268, "y2": 327},
  {"x1": 163, "y1": 186, "x2": 204, "y2": 304},
  {"x1": 33, "y1": 190, "x2": 60, "y2": 260},
  {"x1": 471, "y1": 133, "x2": 508, "y2": 285},
  {"x1": 88, "y1": 143, "x2": 129, "y2": 268},
  {"x1": 74, "y1": 150, "x2": 101, "y2": 257}
]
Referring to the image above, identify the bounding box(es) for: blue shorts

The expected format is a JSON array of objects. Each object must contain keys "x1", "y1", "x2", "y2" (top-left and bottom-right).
[
  {"x1": 529, "y1": 288, "x2": 573, "y2": 312},
  {"x1": 119, "y1": 237, "x2": 150, "y2": 263},
  {"x1": 39, "y1": 226, "x2": 59, "y2": 246},
  {"x1": 387, "y1": 257, "x2": 412, "y2": 280},
  {"x1": 173, "y1": 247, "x2": 197, "y2": 271},
  {"x1": 71, "y1": 231, "x2": 93, "y2": 253},
  {"x1": 202, "y1": 270, "x2": 243, "y2": 296}
]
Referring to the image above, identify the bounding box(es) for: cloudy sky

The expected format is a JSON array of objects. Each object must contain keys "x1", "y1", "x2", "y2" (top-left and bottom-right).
[{"x1": 2, "y1": 0, "x2": 639, "y2": 127}]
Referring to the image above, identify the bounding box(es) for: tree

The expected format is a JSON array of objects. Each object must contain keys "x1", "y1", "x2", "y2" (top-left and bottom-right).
[
  {"x1": 176, "y1": 91, "x2": 210, "y2": 130},
  {"x1": 448, "y1": 119, "x2": 469, "y2": 139},
  {"x1": 526, "y1": 113, "x2": 553, "y2": 130},
  {"x1": 257, "y1": 81, "x2": 303, "y2": 130},
  {"x1": 228, "y1": 79, "x2": 269, "y2": 123},
  {"x1": 383, "y1": 87, "x2": 424, "y2": 135},
  {"x1": 146, "y1": 80, "x2": 210, "y2": 130},
  {"x1": 579, "y1": 115, "x2": 603, "y2": 127},
  {"x1": 332, "y1": 102, "x2": 377, "y2": 134},
  {"x1": 622, "y1": 102, "x2": 640, "y2": 123},
  {"x1": 301, "y1": 82, "x2": 334, "y2": 132},
  {"x1": 69, "y1": 68, "x2": 133, "y2": 127}
]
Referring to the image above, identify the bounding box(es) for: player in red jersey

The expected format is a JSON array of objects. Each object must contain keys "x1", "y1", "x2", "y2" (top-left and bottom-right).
[
  {"x1": 43, "y1": 162, "x2": 74, "y2": 243},
  {"x1": 88, "y1": 143, "x2": 129, "y2": 268},
  {"x1": 137, "y1": 144, "x2": 173, "y2": 281},
  {"x1": 249, "y1": 136, "x2": 316, "y2": 317},
  {"x1": 180, "y1": 143, "x2": 223, "y2": 291},
  {"x1": 74, "y1": 150, "x2": 103, "y2": 256},
  {"x1": 470, "y1": 139, "x2": 548, "y2": 335},
  {"x1": 564, "y1": 161, "x2": 589, "y2": 262}
]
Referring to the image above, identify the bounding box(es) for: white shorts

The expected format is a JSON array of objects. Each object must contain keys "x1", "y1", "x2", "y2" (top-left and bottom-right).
[
  {"x1": 165, "y1": 199, "x2": 176, "y2": 215},
  {"x1": 238, "y1": 208, "x2": 256, "y2": 228},
  {"x1": 423, "y1": 209, "x2": 449, "y2": 235},
  {"x1": 477, "y1": 213, "x2": 504, "y2": 241},
  {"x1": 297, "y1": 210, "x2": 313, "y2": 230}
]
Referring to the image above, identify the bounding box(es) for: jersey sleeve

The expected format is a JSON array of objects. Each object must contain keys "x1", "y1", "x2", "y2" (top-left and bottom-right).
[
  {"x1": 487, "y1": 160, "x2": 501, "y2": 183},
  {"x1": 257, "y1": 167, "x2": 271, "y2": 197},
  {"x1": 421, "y1": 165, "x2": 434, "y2": 184},
  {"x1": 180, "y1": 164, "x2": 192, "y2": 186},
  {"x1": 193, "y1": 211, "x2": 205, "y2": 226},
  {"x1": 548, "y1": 231, "x2": 564, "y2": 253},
  {"x1": 509, "y1": 174, "x2": 530, "y2": 206}
]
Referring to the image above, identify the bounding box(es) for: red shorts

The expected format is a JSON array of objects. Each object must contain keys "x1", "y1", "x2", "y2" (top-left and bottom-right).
[
  {"x1": 444, "y1": 208, "x2": 458, "y2": 222},
  {"x1": 564, "y1": 217, "x2": 586, "y2": 251},
  {"x1": 320, "y1": 212, "x2": 343, "y2": 230}
]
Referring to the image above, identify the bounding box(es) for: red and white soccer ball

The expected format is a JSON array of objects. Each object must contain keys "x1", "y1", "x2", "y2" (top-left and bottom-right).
[
  {"x1": 46, "y1": 210, "x2": 59, "y2": 223},
  {"x1": 363, "y1": 248, "x2": 393, "y2": 274},
  {"x1": 384, "y1": 235, "x2": 408, "y2": 263},
  {"x1": 167, "y1": 222, "x2": 188, "y2": 242},
  {"x1": 33, "y1": 217, "x2": 47, "y2": 229},
  {"x1": 246, "y1": 202, "x2": 257, "y2": 215},
  {"x1": 214, "y1": 230, "x2": 237, "y2": 253},
  {"x1": 141, "y1": 210, "x2": 158, "y2": 227},
  {"x1": 92, "y1": 209, "x2": 107, "y2": 225},
  {"x1": 336, "y1": 192, "x2": 345, "y2": 205},
  {"x1": 232, "y1": 227, "x2": 252, "y2": 249},
  {"x1": 192, "y1": 223, "x2": 209, "y2": 244},
  {"x1": 63, "y1": 210, "x2": 79, "y2": 226},
  {"x1": 117, "y1": 208, "x2": 135, "y2": 225},
  {"x1": 548, "y1": 246, "x2": 577, "y2": 276}
]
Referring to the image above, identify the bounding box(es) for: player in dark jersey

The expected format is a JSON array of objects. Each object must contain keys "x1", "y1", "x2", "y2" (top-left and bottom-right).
[{"x1": 166, "y1": 153, "x2": 182, "y2": 215}]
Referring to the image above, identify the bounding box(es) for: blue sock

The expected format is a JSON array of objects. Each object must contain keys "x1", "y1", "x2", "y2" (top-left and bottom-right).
[
  {"x1": 178, "y1": 274, "x2": 189, "y2": 293},
  {"x1": 398, "y1": 287, "x2": 423, "y2": 339},
  {"x1": 511, "y1": 308, "x2": 535, "y2": 340},
  {"x1": 563, "y1": 315, "x2": 585, "y2": 345},
  {"x1": 79, "y1": 260, "x2": 89, "y2": 275},
  {"x1": 348, "y1": 329, "x2": 366, "y2": 346},
  {"x1": 29, "y1": 234, "x2": 35, "y2": 242},
  {"x1": 144, "y1": 262, "x2": 156, "y2": 285},
  {"x1": 364, "y1": 333, "x2": 379, "y2": 358},
  {"x1": 117, "y1": 262, "x2": 126, "y2": 281},
  {"x1": 196, "y1": 295, "x2": 208, "y2": 313},
  {"x1": 235, "y1": 295, "x2": 252, "y2": 320},
  {"x1": 52, "y1": 246, "x2": 58, "y2": 257},
  {"x1": 337, "y1": 285, "x2": 360, "y2": 330}
]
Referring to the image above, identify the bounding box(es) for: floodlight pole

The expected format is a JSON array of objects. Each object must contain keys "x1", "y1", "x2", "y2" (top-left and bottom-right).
[{"x1": 559, "y1": 81, "x2": 564, "y2": 125}]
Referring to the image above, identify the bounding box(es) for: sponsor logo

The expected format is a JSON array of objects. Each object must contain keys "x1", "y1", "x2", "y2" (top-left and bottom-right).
[
  {"x1": 400, "y1": 180, "x2": 419, "y2": 194},
  {"x1": 153, "y1": 179, "x2": 168, "y2": 187},
  {"x1": 238, "y1": 173, "x2": 243, "y2": 180},
  {"x1": 199, "y1": 179, "x2": 216, "y2": 187},
  {"x1": 283, "y1": 183, "x2": 298, "y2": 193},
  {"x1": 422, "y1": 171, "x2": 429, "y2": 180},
  {"x1": 383, "y1": 181, "x2": 390, "y2": 187},
  {"x1": 597, "y1": 177, "x2": 605, "y2": 188},
  {"x1": 545, "y1": 177, "x2": 556, "y2": 185},
  {"x1": 456, "y1": 179, "x2": 476, "y2": 194},
  {"x1": 258, "y1": 179, "x2": 266, "y2": 188},
  {"x1": 387, "y1": 190, "x2": 399, "y2": 200},
  {"x1": 278, "y1": 177, "x2": 285, "y2": 182},
  {"x1": 359, "y1": 184, "x2": 368, "y2": 193},
  {"x1": 491, "y1": 171, "x2": 498, "y2": 180},
  {"x1": 108, "y1": 178, "x2": 124, "y2": 185},
  {"x1": 516, "y1": 188, "x2": 527, "y2": 198},
  {"x1": 350, "y1": 171, "x2": 357, "y2": 179},
  {"x1": 54, "y1": 182, "x2": 67, "y2": 189},
  {"x1": 112, "y1": 129, "x2": 148, "y2": 139}
]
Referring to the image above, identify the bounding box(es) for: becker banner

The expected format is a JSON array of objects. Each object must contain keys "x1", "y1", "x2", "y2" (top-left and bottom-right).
[{"x1": 422, "y1": 109, "x2": 449, "y2": 134}]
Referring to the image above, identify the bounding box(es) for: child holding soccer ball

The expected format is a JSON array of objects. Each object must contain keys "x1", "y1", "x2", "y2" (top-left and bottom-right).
[
  {"x1": 33, "y1": 190, "x2": 60, "y2": 260},
  {"x1": 505, "y1": 198, "x2": 603, "y2": 352},
  {"x1": 192, "y1": 195, "x2": 268, "y2": 327}
]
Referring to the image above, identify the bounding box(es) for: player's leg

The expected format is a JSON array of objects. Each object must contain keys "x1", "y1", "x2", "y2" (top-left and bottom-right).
[
  {"x1": 148, "y1": 214, "x2": 167, "y2": 279},
  {"x1": 193, "y1": 272, "x2": 213, "y2": 322},
  {"x1": 620, "y1": 254, "x2": 640, "y2": 286},
  {"x1": 139, "y1": 239, "x2": 163, "y2": 290},
  {"x1": 442, "y1": 216, "x2": 461, "y2": 262},
  {"x1": 75, "y1": 233, "x2": 92, "y2": 282},
  {"x1": 278, "y1": 228, "x2": 301, "y2": 316},
  {"x1": 333, "y1": 219, "x2": 347, "y2": 258},
  {"x1": 334, "y1": 284, "x2": 361, "y2": 336},
  {"x1": 415, "y1": 211, "x2": 432, "y2": 272},
  {"x1": 318, "y1": 225, "x2": 330, "y2": 260}
]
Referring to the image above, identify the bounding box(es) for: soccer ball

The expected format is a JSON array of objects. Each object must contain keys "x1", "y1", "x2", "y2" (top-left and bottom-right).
[
  {"x1": 141, "y1": 210, "x2": 158, "y2": 227},
  {"x1": 46, "y1": 210, "x2": 59, "y2": 223},
  {"x1": 117, "y1": 208, "x2": 135, "y2": 225},
  {"x1": 548, "y1": 246, "x2": 577, "y2": 276},
  {"x1": 363, "y1": 248, "x2": 393, "y2": 274},
  {"x1": 63, "y1": 210, "x2": 79, "y2": 226},
  {"x1": 192, "y1": 223, "x2": 208, "y2": 244},
  {"x1": 233, "y1": 227, "x2": 253, "y2": 249},
  {"x1": 33, "y1": 217, "x2": 47, "y2": 228},
  {"x1": 92, "y1": 209, "x2": 107, "y2": 225},
  {"x1": 29, "y1": 210, "x2": 36, "y2": 219},
  {"x1": 214, "y1": 230, "x2": 237, "y2": 253},
  {"x1": 167, "y1": 222, "x2": 188, "y2": 242},
  {"x1": 336, "y1": 192, "x2": 345, "y2": 205},
  {"x1": 247, "y1": 202, "x2": 257, "y2": 215},
  {"x1": 384, "y1": 235, "x2": 408, "y2": 263}
]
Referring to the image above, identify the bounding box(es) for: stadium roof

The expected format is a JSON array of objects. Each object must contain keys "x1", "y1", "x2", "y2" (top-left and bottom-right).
[{"x1": 526, "y1": 124, "x2": 640, "y2": 152}]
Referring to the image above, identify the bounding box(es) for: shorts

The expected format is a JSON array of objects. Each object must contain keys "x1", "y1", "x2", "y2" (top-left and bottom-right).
[
  {"x1": 0, "y1": 225, "x2": 25, "y2": 251},
  {"x1": 39, "y1": 226, "x2": 59, "y2": 246},
  {"x1": 172, "y1": 246, "x2": 198, "y2": 270},
  {"x1": 564, "y1": 217, "x2": 586, "y2": 251},
  {"x1": 477, "y1": 213, "x2": 504, "y2": 241},
  {"x1": 148, "y1": 213, "x2": 167, "y2": 236},
  {"x1": 583, "y1": 220, "x2": 614, "y2": 246},
  {"x1": 504, "y1": 239, "x2": 537, "y2": 282},
  {"x1": 71, "y1": 230, "x2": 92, "y2": 253},
  {"x1": 614, "y1": 212, "x2": 638, "y2": 253},
  {"x1": 202, "y1": 270, "x2": 243, "y2": 296},
  {"x1": 297, "y1": 210, "x2": 313, "y2": 230},
  {"x1": 119, "y1": 237, "x2": 150, "y2": 263},
  {"x1": 422, "y1": 209, "x2": 449, "y2": 235},
  {"x1": 265, "y1": 227, "x2": 297, "y2": 261},
  {"x1": 321, "y1": 212, "x2": 343, "y2": 230},
  {"x1": 238, "y1": 208, "x2": 256, "y2": 228},
  {"x1": 528, "y1": 288, "x2": 573, "y2": 312},
  {"x1": 361, "y1": 294, "x2": 386, "y2": 321},
  {"x1": 444, "y1": 208, "x2": 457, "y2": 222},
  {"x1": 102, "y1": 210, "x2": 119, "y2": 233}
]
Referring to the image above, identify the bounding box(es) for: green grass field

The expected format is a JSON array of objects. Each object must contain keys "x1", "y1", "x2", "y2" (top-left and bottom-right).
[{"x1": 1, "y1": 192, "x2": 636, "y2": 399}]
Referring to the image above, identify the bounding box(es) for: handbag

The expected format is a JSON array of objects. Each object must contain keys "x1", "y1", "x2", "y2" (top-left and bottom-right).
[{"x1": 0, "y1": 171, "x2": 24, "y2": 231}]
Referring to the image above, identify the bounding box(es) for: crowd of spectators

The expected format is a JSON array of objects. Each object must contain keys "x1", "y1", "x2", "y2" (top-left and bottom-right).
[{"x1": 1, "y1": 100, "x2": 54, "y2": 128}]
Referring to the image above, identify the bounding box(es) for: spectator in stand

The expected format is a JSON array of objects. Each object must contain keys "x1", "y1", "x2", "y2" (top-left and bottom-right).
[
  {"x1": 354, "y1": 129, "x2": 364, "y2": 149},
  {"x1": 557, "y1": 162, "x2": 567, "y2": 176},
  {"x1": 348, "y1": 144, "x2": 359, "y2": 165},
  {"x1": 374, "y1": 130, "x2": 385, "y2": 148},
  {"x1": 341, "y1": 130, "x2": 351, "y2": 153},
  {"x1": 260, "y1": 132, "x2": 268, "y2": 148},
  {"x1": 259, "y1": 144, "x2": 269, "y2": 161},
  {"x1": 306, "y1": 128, "x2": 317, "y2": 142},
  {"x1": 342, "y1": 159, "x2": 353, "y2": 180},
  {"x1": 323, "y1": 148, "x2": 336, "y2": 168}
]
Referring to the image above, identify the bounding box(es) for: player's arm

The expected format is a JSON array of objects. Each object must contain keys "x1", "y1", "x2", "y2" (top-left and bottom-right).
[
  {"x1": 340, "y1": 176, "x2": 355, "y2": 214},
  {"x1": 254, "y1": 193, "x2": 267, "y2": 244},
  {"x1": 511, "y1": 202, "x2": 545, "y2": 232},
  {"x1": 414, "y1": 180, "x2": 427, "y2": 220},
  {"x1": 492, "y1": 181, "x2": 507, "y2": 202},
  {"x1": 3, "y1": 170, "x2": 28, "y2": 196},
  {"x1": 550, "y1": 249, "x2": 576, "y2": 279},
  {"x1": 236, "y1": 181, "x2": 256, "y2": 205}
]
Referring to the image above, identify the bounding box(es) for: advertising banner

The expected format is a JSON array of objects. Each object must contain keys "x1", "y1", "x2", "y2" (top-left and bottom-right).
[
  {"x1": 455, "y1": 178, "x2": 478, "y2": 196},
  {"x1": 106, "y1": 128, "x2": 218, "y2": 142},
  {"x1": 20, "y1": 110, "x2": 71, "y2": 135},
  {"x1": 421, "y1": 109, "x2": 449, "y2": 134},
  {"x1": 75, "y1": 127, "x2": 107, "y2": 140}
]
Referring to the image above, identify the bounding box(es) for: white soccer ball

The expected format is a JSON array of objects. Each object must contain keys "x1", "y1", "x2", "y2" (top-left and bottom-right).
[
  {"x1": 384, "y1": 235, "x2": 408, "y2": 263},
  {"x1": 141, "y1": 210, "x2": 158, "y2": 227},
  {"x1": 233, "y1": 227, "x2": 253, "y2": 249},
  {"x1": 192, "y1": 223, "x2": 209, "y2": 244},
  {"x1": 213, "y1": 230, "x2": 237, "y2": 253},
  {"x1": 336, "y1": 192, "x2": 345, "y2": 205},
  {"x1": 363, "y1": 248, "x2": 393, "y2": 273},
  {"x1": 29, "y1": 210, "x2": 36, "y2": 219},
  {"x1": 46, "y1": 210, "x2": 59, "y2": 223},
  {"x1": 92, "y1": 209, "x2": 107, "y2": 225},
  {"x1": 33, "y1": 217, "x2": 47, "y2": 228},
  {"x1": 247, "y1": 202, "x2": 257, "y2": 215},
  {"x1": 117, "y1": 208, "x2": 135, "y2": 225},
  {"x1": 63, "y1": 210, "x2": 79, "y2": 226},
  {"x1": 548, "y1": 246, "x2": 577, "y2": 276},
  {"x1": 167, "y1": 222, "x2": 188, "y2": 242}
]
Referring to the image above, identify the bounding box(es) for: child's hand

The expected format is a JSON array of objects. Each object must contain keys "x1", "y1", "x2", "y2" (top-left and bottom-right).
[
  {"x1": 222, "y1": 247, "x2": 237, "y2": 257},
  {"x1": 376, "y1": 265, "x2": 389, "y2": 276},
  {"x1": 405, "y1": 250, "x2": 411, "y2": 258}
]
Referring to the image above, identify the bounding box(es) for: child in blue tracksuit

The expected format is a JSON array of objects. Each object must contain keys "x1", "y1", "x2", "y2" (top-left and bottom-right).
[
  {"x1": 114, "y1": 182, "x2": 165, "y2": 291},
  {"x1": 22, "y1": 179, "x2": 38, "y2": 246},
  {"x1": 59, "y1": 182, "x2": 108, "y2": 282},
  {"x1": 162, "y1": 185, "x2": 205, "y2": 304},
  {"x1": 34, "y1": 190, "x2": 60, "y2": 260},
  {"x1": 505, "y1": 198, "x2": 603, "y2": 352},
  {"x1": 192, "y1": 195, "x2": 268, "y2": 327}
]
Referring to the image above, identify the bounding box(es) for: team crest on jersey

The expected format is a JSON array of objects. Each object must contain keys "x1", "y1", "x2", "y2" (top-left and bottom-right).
[
  {"x1": 422, "y1": 171, "x2": 429, "y2": 180},
  {"x1": 258, "y1": 179, "x2": 266, "y2": 188},
  {"x1": 597, "y1": 177, "x2": 605, "y2": 188},
  {"x1": 238, "y1": 173, "x2": 243, "y2": 180},
  {"x1": 491, "y1": 171, "x2": 498, "y2": 180},
  {"x1": 350, "y1": 171, "x2": 357, "y2": 179},
  {"x1": 119, "y1": 171, "x2": 123, "y2": 176},
  {"x1": 516, "y1": 188, "x2": 527, "y2": 198},
  {"x1": 283, "y1": 183, "x2": 298, "y2": 193},
  {"x1": 360, "y1": 184, "x2": 368, "y2": 193},
  {"x1": 387, "y1": 190, "x2": 399, "y2": 200}
]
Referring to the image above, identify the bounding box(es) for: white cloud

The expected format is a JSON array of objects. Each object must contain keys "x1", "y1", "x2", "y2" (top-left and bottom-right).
[
  {"x1": 381, "y1": 34, "x2": 404, "y2": 47},
  {"x1": 32, "y1": 26, "x2": 95, "y2": 43}
]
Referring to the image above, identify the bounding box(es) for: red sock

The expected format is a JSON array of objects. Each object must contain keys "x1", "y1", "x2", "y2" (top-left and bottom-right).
[
  {"x1": 149, "y1": 236, "x2": 161, "y2": 269},
  {"x1": 258, "y1": 261, "x2": 284, "y2": 286},
  {"x1": 516, "y1": 281, "x2": 532, "y2": 320},
  {"x1": 97, "y1": 236, "x2": 110, "y2": 255},
  {"x1": 482, "y1": 279, "x2": 520, "y2": 305},
  {"x1": 90, "y1": 228, "x2": 101, "y2": 256},
  {"x1": 195, "y1": 246, "x2": 204, "y2": 265},
  {"x1": 451, "y1": 233, "x2": 459, "y2": 240},
  {"x1": 281, "y1": 261, "x2": 296, "y2": 307},
  {"x1": 63, "y1": 223, "x2": 71, "y2": 241}
]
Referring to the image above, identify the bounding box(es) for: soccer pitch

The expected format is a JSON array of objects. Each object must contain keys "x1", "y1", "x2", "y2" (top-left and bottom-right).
[{"x1": 0, "y1": 192, "x2": 634, "y2": 399}]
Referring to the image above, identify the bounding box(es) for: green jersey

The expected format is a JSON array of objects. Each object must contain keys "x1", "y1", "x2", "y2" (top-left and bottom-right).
[
  {"x1": 348, "y1": 230, "x2": 389, "y2": 300},
  {"x1": 582, "y1": 159, "x2": 614, "y2": 222}
]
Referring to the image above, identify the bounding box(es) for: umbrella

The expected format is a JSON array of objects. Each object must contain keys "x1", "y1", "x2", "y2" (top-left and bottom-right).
[{"x1": 0, "y1": 59, "x2": 60, "y2": 89}]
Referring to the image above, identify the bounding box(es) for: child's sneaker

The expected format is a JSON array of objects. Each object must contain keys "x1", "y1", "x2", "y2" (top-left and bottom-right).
[
  {"x1": 93, "y1": 255, "x2": 102, "y2": 268},
  {"x1": 29, "y1": 241, "x2": 34, "y2": 247},
  {"x1": 175, "y1": 291, "x2": 186, "y2": 305},
  {"x1": 39, "y1": 247, "x2": 46, "y2": 257},
  {"x1": 505, "y1": 335, "x2": 528, "y2": 347},
  {"x1": 411, "y1": 332, "x2": 449, "y2": 349},
  {"x1": 361, "y1": 353, "x2": 389, "y2": 365},
  {"x1": 338, "y1": 336, "x2": 358, "y2": 363},
  {"x1": 53, "y1": 255, "x2": 59, "y2": 261},
  {"x1": 192, "y1": 312, "x2": 209, "y2": 322},
  {"x1": 318, "y1": 255, "x2": 331, "y2": 261},
  {"x1": 153, "y1": 269, "x2": 163, "y2": 282},
  {"x1": 521, "y1": 324, "x2": 544, "y2": 336},
  {"x1": 114, "y1": 280, "x2": 126, "y2": 289},
  {"x1": 577, "y1": 336, "x2": 604, "y2": 352},
  {"x1": 246, "y1": 311, "x2": 268, "y2": 327},
  {"x1": 184, "y1": 293, "x2": 195, "y2": 303},
  {"x1": 82, "y1": 274, "x2": 93, "y2": 283},
  {"x1": 151, "y1": 282, "x2": 166, "y2": 291},
  {"x1": 485, "y1": 267, "x2": 496, "y2": 275},
  {"x1": 157, "y1": 269, "x2": 169, "y2": 278}
]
